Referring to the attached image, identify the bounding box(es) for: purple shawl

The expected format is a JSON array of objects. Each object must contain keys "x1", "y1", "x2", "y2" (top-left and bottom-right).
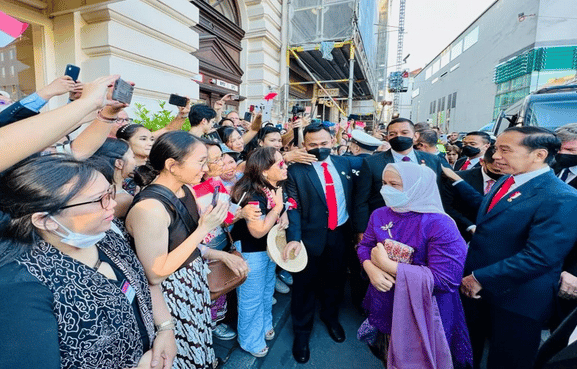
[{"x1": 387, "y1": 264, "x2": 453, "y2": 369}]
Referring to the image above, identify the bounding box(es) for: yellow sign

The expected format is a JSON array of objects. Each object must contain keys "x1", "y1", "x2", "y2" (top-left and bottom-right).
[{"x1": 317, "y1": 88, "x2": 340, "y2": 97}]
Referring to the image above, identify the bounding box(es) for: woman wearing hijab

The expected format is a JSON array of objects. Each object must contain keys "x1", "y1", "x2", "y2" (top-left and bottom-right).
[{"x1": 357, "y1": 162, "x2": 472, "y2": 369}]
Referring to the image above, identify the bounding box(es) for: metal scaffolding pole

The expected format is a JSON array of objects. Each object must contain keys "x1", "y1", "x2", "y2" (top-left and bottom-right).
[{"x1": 347, "y1": 44, "x2": 355, "y2": 117}]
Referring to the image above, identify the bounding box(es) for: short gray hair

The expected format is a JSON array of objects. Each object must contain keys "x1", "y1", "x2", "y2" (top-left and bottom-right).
[{"x1": 555, "y1": 123, "x2": 577, "y2": 143}]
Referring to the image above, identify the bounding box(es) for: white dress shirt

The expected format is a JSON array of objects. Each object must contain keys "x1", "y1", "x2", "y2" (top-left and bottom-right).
[
  {"x1": 558, "y1": 165, "x2": 577, "y2": 184},
  {"x1": 391, "y1": 148, "x2": 418, "y2": 163}
]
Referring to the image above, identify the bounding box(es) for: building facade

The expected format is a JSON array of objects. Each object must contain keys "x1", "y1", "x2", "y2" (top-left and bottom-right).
[{"x1": 410, "y1": 0, "x2": 577, "y2": 133}]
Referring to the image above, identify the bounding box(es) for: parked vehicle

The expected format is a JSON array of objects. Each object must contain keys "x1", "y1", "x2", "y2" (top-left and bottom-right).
[{"x1": 493, "y1": 85, "x2": 577, "y2": 136}]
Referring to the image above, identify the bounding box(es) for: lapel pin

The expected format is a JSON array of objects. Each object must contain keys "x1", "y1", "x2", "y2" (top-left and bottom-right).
[
  {"x1": 341, "y1": 171, "x2": 346, "y2": 176},
  {"x1": 507, "y1": 191, "x2": 522, "y2": 202}
]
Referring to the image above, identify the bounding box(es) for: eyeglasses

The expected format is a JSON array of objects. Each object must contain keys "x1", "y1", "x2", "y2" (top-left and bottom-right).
[
  {"x1": 207, "y1": 156, "x2": 224, "y2": 165},
  {"x1": 60, "y1": 185, "x2": 116, "y2": 210},
  {"x1": 115, "y1": 118, "x2": 133, "y2": 124}
]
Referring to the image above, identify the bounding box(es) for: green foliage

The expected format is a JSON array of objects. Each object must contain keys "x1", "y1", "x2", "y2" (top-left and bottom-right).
[{"x1": 132, "y1": 100, "x2": 190, "y2": 132}]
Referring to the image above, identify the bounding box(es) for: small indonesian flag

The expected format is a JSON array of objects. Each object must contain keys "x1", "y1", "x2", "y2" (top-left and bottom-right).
[
  {"x1": 0, "y1": 12, "x2": 29, "y2": 48},
  {"x1": 190, "y1": 178, "x2": 235, "y2": 224}
]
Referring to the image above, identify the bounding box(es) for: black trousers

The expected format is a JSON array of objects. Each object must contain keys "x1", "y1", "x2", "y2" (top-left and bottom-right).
[
  {"x1": 291, "y1": 225, "x2": 348, "y2": 338},
  {"x1": 463, "y1": 297, "x2": 543, "y2": 369}
]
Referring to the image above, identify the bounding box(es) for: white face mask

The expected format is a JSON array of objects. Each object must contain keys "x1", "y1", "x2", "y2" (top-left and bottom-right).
[
  {"x1": 50, "y1": 216, "x2": 106, "y2": 249},
  {"x1": 380, "y1": 185, "x2": 410, "y2": 208}
]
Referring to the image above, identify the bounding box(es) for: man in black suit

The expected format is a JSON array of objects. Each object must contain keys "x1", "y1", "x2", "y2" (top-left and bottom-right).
[
  {"x1": 550, "y1": 124, "x2": 577, "y2": 330},
  {"x1": 448, "y1": 127, "x2": 577, "y2": 369},
  {"x1": 444, "y1": 145, "x2": 503, "y2": 241},
  {"x1": 353, "y1": 118, "x2": 446, "y2": 238},
  {"x1": 454, "y1": 131, "x2": 491, "y2": 171},
  {"x1": 284, "y1": 123, "x2": 354, "y2": 364}
]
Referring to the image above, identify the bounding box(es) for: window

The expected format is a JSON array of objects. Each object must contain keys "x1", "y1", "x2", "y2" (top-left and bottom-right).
[
  {"x1": 9, "y1": 50, "x2": 14, "y2": 59},
  {"x1": 447, "y1": 94, "x2": 452, "y2": 109},
  {"x1": 203, "y1": 0, "x2": 239, "y2": 25},
  {"x1": 1, "y1": 67, "x2": 4, "y2": 78},
  {"x1": 452, "y1": 92, "x2": 457, "y2": 108},
  {"x1": 0, "y1": 53, "x2": 3, "y2": 62},
  {"x1": 432, "y1": 60, "x2": 440, "y2": 75},
  {"x1": 10, "y1": 66, "x2": 14, "y2": 76},
  {"x1": 425, "y1": 67, "x2": 432, "y2": 80},
  {"x1": 451, "y1": 40, "x2": 463, "y2": 60},
  {"x1": 463, "y1": 26, "x2": 479, "y2": 51},
  {"x1": 438, "y1": 98, "x2": 442, "y2": 112},
  {"x1": 440, "y1": 49, "x2": 450, "y2": 68},
  {"x1": 430, "y1": 101, "x2": 436, "y2": 114}
]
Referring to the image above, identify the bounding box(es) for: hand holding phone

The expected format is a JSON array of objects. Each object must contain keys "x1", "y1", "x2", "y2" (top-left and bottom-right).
[
  {"x1": 211, "y1": 186, "x2": 221, "y2": 207},
  {"x1": 169, "y1": 94, "x2": 189, "y2": 107},
  {"x1": 64, "y1": 64, "x2": 80, "y2": 82},
  {"x1": 111, "y1": 78, "x2": 134, "y2": 105}
]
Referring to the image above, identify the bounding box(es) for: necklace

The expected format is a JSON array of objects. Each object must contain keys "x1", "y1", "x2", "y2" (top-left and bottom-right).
[{"x1": 94, "y1": 258, "x2": 102, "y2": 270}]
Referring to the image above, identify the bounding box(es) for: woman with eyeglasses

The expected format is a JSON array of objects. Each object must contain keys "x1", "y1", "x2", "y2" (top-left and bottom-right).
[
  {"x1": 230, "y1": 147, "x2": 289, "y2": 358},
  {"x1": 126, "y1": 131, "x2": 248, "y2": 369},
  {"x1": 0, "y1": 154, "x2": 176, "y2": 369},
  {"x1": 88, "y1": 138, "x2": 137, "y2": 218}
]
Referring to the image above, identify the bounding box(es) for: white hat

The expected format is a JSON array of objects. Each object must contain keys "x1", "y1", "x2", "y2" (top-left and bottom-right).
[
  {"x1": 0, "y1": 91, "x2": 10, "y2": 98},
  {"x1": 351, "y1": 129, "x2": 383, "y2": 150},
  {"x1": 267, "y1": 224, "x2": 308, "y2": 272}
]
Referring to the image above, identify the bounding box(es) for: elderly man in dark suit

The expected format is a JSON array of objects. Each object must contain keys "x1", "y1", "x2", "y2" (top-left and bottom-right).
[
  {"x1": 284, "y1": 123, "x2": 354, "y2": 364},
  {"x1": 445, "y1": 126, "x2": 577, "y2": 369},
  {"x1": 353, "y1": 118, "x2": 446, "y2": 238}
]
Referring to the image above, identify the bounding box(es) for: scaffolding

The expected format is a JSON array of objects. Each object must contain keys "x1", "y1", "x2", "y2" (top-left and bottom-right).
[{"x1": 284, "y1": 0, "x2": 378, "y2": 123}]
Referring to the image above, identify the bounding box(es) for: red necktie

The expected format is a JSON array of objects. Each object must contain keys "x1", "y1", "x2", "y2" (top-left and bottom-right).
[
  {"x1": 487, "y1": 176, "x2": 515, "y2": 212},
  {"x1": 461, "y1": 159, "x2": 471, "y2": 170},
  {"x1": 321, "y1": 162, "x2": 338, "y2": 230}
]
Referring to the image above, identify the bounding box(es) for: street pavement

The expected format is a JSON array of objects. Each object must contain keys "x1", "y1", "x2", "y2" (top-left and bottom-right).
[{"x1": 219, "y1": 279, "x2": 384, "y2": 369}]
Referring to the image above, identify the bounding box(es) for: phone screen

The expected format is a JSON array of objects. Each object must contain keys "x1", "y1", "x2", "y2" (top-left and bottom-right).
[{"x1": 211, "y1": 186, "x2": 221, "y2": 207}]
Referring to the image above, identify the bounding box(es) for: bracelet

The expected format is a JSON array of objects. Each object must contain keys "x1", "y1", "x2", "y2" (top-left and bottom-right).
[
  {"x1": 96, "y1": 109, "x2": 117, "y2": 124},
  {"x1": 155, "y1": 318, "x2": 176, "y2": 332}
]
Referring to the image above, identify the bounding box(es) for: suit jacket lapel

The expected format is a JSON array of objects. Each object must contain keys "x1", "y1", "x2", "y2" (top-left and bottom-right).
[
  {"x1": 478, "y1": 173, "x2": 548, "y2": 223},
  {"x1": 332, "y1": 156, "x2": 350, "y2": 196},
  {"x1": 304, "y1": 164, "x2": 327, "y2": 206}
]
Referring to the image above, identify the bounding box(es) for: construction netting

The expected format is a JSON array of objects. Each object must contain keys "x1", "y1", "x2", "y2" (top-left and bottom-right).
[{"x1": 289, "y1": 0, "x2": 356, "y2": 45}]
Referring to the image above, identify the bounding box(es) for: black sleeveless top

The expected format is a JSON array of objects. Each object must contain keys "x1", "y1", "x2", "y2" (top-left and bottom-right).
[{"x1": 130, "y1": 184, "x2": 201, "y2": 269}]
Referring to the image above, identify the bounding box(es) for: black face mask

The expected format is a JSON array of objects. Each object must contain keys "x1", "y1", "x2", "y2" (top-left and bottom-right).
[
  {"x1": 389, "y1": 136, "x2": 414, "y2": 152},
  {"x1": 485, "y1": 168, "x2": 503, "y2": 181},
  {"x1": 461, "y1": 145, "x2": 481, "y2": 158},
  {"x1": 308, "y1": 147, "x2": 331, "y2": 161},
  {"x1": 555, "y1": 153, "x2": 577, "y2": 169}
]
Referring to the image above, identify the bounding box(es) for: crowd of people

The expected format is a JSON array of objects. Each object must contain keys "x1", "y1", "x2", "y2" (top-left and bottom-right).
[{"x1": 1, "y1": 74, "x2": 577, "y2": 369}]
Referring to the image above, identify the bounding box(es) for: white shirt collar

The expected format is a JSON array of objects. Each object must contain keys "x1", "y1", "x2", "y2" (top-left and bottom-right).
[
  {"x1": 568, "y1": 165, "x2": 577, "y2": 176},
  {"x1": 512, "y1": 166, "x2": 551, "y2": 187},
  {"x1": 467, "y1": 156, "x2": 481, "y2": 166},
  {"x1": 391, "y1": 148, "x2": 417, "y2": 163}
]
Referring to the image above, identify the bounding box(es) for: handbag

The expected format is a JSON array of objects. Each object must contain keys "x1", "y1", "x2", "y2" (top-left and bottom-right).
[{"x1": 206, "y1": 229, "x2": 247, "y2": 300}]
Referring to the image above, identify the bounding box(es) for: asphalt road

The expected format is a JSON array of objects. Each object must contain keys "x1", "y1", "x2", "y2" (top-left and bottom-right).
[{"x1": 260, "y1": 284, "x2": 384, "y2": 369}]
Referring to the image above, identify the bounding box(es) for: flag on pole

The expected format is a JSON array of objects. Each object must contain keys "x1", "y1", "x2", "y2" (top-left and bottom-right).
[{"x1": 0, "y1": 11, "x2": 29, "y2": 48}]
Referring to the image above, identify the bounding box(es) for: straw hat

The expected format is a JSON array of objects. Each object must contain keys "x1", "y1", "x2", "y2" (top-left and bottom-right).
[{"x1": 267, "y1": 224, "x2": 307, "y2": 272}]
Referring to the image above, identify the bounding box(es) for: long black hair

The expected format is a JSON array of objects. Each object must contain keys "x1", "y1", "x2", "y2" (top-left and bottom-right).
[
  {"x1": 87, "y1": 138, "x2": 131, "y2": 183},
  {"x1": 133, "y1": 130, "x2": 202, "y2": 187},
  {"x1": 230, "y1": 147, "x2": 279, "y2": 206},
  {"x1": 0, "y1": 154, "x2": 100, "y2": 265}
]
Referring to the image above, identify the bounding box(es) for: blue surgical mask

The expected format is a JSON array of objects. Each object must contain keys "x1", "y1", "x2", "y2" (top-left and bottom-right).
[
  {"x1": 380, "y1": 185, "x2": 410, "y2": 208},
  {"x1": 50, "y1": 216, "x2": 106, "y2": 249}
]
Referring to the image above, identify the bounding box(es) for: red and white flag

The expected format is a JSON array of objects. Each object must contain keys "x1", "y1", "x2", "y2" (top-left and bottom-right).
[{"x1": 0, "y1": 11, "x2": 29, "y2": 47}]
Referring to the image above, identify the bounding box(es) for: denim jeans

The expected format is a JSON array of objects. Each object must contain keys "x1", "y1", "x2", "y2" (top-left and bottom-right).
[{"x1": 236, "y1": 251, "x2": 276, "y2": 353}]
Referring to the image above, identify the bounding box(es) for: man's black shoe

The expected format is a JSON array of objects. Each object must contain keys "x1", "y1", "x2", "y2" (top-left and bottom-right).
[
  {"x1": 321, "y1": 319, "x2": 346, "y2": 343},
  {"x1": 292, "y1": 336, "x2": 310, "y2": 363}
]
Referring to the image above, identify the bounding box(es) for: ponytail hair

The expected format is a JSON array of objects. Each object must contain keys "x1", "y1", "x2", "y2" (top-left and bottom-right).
[{"x1": 133, "y1": 131, "x2": 202, "y2": 187}]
